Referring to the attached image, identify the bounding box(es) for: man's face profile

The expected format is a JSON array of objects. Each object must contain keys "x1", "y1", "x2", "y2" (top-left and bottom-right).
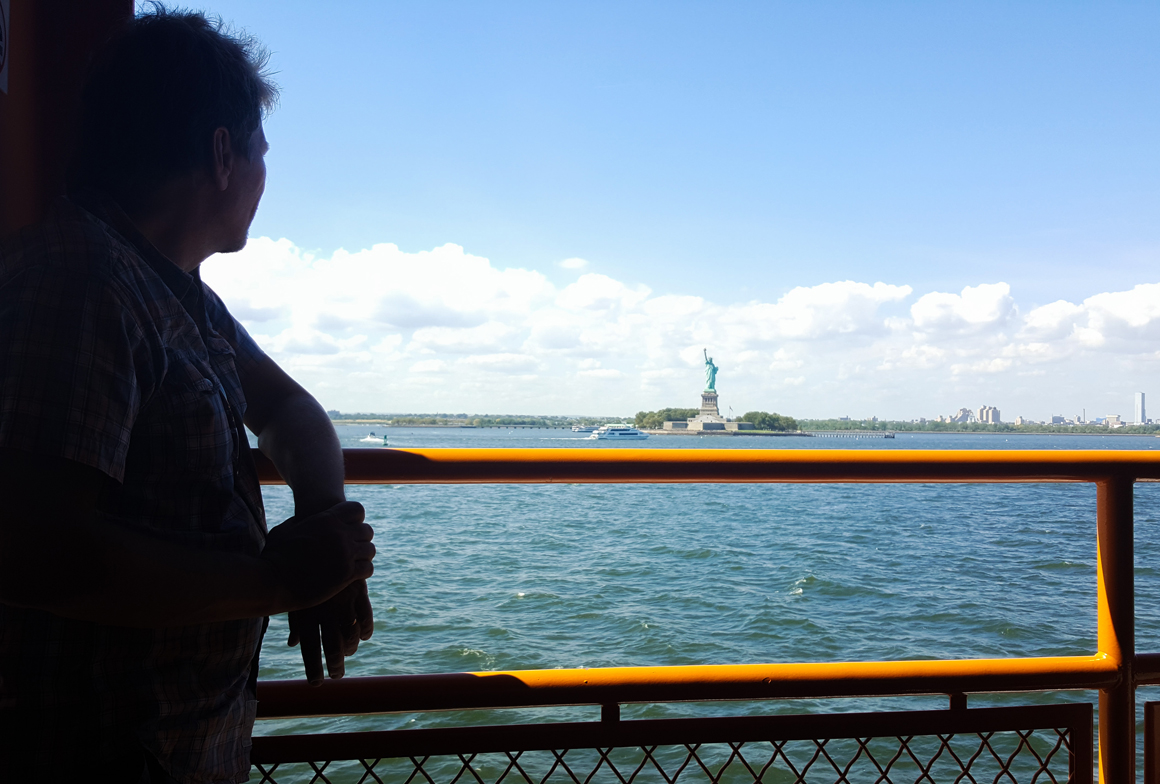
[{"x1": 217, "y1": 124, "x2": 269, "y2": 254}]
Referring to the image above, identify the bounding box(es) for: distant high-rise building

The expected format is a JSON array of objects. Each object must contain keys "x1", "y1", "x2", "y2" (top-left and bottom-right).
[
  {"x1": 1135, "y1": 392, "x2": 1146, "y2": 424},
  {"x1": 977, "y1": 405, "x2": 1001, "y2": 424}
]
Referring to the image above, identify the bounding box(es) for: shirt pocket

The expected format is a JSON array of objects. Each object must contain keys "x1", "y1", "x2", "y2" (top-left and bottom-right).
[
  {"x1": 206, "y1": 332, "x2": 247, "y2": 418},
  {"x1": 161, "y1": 352, "x2": 220, "y2": 410},
  {"x1": 143, "y1": 349, "x2": 235, "y2": 479}
]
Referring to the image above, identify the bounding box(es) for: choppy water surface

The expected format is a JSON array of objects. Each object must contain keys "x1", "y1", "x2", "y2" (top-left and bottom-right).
[{"x1": 254, "y1": 429, "x2": 1160, "y2": 759}]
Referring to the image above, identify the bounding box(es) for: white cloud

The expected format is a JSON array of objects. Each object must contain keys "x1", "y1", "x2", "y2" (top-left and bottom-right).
[
  {"x1": 721, "y1": 281, "x2": 912, "y2": 344},
  {"x1": 558, "y1": 257, "x2": 589, "y2": 270},
  {"x1": 410, "y1": 359, "x2": 447, "y2": 373},
  {"x1": 1082, "y1": 283, "x2": 1160, "y2": 344},
  {"x1": 556, "y1": 273, "x2": 650, "y2": 312},
  {"x1": 1021, "y1": 300, "x2": 1084, "y2": 341},
  {"x1": 459, "y1": 353, "x2": 539, "y2": 371},
  {"x1": 411, "y1": 322, "x2": 517, "y2": 354},
  {"x1": 203, "y1": 238, "x2": 1160, "y2": 419},
  {"x1": 768, "y1": 349, "x2": 805, "y2": 371},
  {"x1": 951, "y1": 358, "x2": 1013, "y2": 375},
  {"x1": 911, "y1": 283, "x2": 1015, "y2": 334}
]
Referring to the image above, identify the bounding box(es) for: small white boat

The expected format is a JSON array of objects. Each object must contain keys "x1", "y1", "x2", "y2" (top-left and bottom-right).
[
  {"x1": 360, "y1": 431, "x2": 387, "y2": 445},
  {"x1": 588, "y1": 424, "x2": 649, "y2": 440},
  {"x1": 571, "y1": 425, "x2": 599, "y2": 432}
]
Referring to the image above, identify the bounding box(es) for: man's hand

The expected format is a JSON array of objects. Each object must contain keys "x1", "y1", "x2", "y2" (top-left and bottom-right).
[
  {"x1": 286, "y1": 580, "x2": 374, "y2": 685},
  {"x1": 262, "y1": 502, "x2": 375, "y2": 613},
  {"x1": 241, "y1": 357, "x2": 377, "y2": 685}
]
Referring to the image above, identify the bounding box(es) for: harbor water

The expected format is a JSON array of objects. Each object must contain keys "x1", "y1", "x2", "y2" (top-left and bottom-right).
[{"x1": 253, "y1": 428, "x2": 1160, "y2": 772}]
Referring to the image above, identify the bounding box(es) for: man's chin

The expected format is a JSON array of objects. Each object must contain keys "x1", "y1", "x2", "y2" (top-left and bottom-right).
[{"x1": 219, "y1": 235, "x2": 249, "y2": 254}]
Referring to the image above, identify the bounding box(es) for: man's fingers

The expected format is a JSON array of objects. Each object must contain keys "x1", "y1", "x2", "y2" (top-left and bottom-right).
[
  {"x1": 286, "y1": 612, "x2": 300, "y2": 648},
  {"x1": 321, "y1": 618, "x2": 346, "y2": 679},
  {"x1": 341, "y1": 616, "x2": 360, "y2": 657},
  {"x1": 325, "y1": 500, "x2": 365, "y2": 525},
  {"x1": 355, "y1": 580, "x2": 374, "y2": 642},
  {"x1": 298, "y1": 618, "x2": 324, "y2": 686},
  {"x1": 339, "y1": 584, "x2": 361, "y2": 656}
]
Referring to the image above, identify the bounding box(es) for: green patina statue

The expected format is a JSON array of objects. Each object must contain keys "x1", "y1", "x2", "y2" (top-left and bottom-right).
[{"x1": 703, "y1": 348, "x2": 718, "y2": 392}]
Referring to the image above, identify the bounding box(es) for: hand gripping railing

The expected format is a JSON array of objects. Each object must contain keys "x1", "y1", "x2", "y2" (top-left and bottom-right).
[{"x1": 253, "y1": 448, "x2": 1160, "y2": 783}]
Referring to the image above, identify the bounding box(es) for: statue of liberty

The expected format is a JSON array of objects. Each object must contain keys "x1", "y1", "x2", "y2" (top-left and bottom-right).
[{"x1": 703, "y1": 348, "x2": 718, "y2": 392}]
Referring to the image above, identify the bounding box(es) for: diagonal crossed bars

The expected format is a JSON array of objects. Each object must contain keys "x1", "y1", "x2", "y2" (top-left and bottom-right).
[{"x1": 251, "y1": 703, "x2": 1091, "y2": 784}]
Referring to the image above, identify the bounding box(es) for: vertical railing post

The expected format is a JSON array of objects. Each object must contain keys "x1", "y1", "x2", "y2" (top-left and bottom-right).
[
  {"x1": 1097, "y1": 476, "x2": 1135, "y2": 783},
  {"x1": 1146, "y1": 702, "x2": 1160, "y2": 783}
]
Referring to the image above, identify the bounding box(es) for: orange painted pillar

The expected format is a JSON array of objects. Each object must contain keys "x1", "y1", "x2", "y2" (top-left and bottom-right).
[
  {"x1": 1097, "y1": 477, "x2": 1135, "y2": 783},
  {"x1": 0, "y1": 0, "x2": 133, "y2": 238}
]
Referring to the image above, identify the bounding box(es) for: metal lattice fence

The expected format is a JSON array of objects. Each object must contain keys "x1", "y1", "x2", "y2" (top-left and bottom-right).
[{"x1": 251, "y1": 704, "x2": 1091, "y2": 784}]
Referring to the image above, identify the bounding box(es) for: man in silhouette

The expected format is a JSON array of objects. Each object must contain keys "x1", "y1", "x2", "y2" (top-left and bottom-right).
[{"x1": 0, "y1": 8, "x2": 375, "y2": 782}]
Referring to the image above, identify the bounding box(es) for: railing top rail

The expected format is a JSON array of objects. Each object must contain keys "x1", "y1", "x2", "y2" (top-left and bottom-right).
[
  {"x1": 255, "y1": 654, "x2": 1117, "y2": 719},
  {"x1": 254, "y1": 447, "x2": 1160, "y2": 485}
]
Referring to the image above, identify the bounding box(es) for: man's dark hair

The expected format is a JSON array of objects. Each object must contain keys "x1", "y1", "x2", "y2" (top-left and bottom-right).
[{"x1": 70, "y1": 5, "x2": 278, "y2": 205}]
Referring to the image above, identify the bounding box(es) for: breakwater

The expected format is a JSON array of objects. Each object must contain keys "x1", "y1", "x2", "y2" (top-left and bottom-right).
[{"x1": 805, "y1": 430, "x2": 895, "y2": 438}]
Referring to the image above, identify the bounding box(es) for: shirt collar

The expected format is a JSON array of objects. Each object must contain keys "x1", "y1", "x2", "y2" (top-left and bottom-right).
[
  {"x1": 69, "y1": 189, "x2": 210, "y2": 337},
  {"x1": 70, "y1": 189, "x2": 201, "y2": 297}
]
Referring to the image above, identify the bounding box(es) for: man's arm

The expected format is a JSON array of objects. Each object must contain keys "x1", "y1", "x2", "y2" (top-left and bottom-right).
[
  {"x1": 243, "y1": 355, "x2": 346, "y2": 518},
  {"x1": 241, "y1": 354, "x2": 375, "y2": 684},
  {"x1": 0, "y1": 449, "x2": 373, "y2": 627}
]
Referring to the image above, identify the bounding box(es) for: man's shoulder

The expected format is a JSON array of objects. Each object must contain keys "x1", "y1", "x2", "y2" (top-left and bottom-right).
[{"x1": 0, "y1": 198, "x2": 143, "y2": 289}]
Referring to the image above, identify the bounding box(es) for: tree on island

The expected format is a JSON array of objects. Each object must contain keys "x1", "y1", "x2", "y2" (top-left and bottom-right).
[
  {"x1": 739, "y1": 411, "x2": 799, "y2": 431},
  {"x1": 635, "y1": 408, "x2": 699, "y2": 429}
]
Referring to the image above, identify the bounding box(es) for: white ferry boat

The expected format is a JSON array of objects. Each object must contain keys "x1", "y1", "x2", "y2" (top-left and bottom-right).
[
  {"x1": 588, "y1": 424, "x2": 649, "y2": 440},
  {"x1": 571, "y1": 425, "x2": 599, "y2": 432}
]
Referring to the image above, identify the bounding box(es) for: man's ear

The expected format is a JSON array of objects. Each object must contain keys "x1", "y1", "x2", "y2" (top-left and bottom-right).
[{"x1": 211, "y1": 127, "x2": 235, "y2": 192}]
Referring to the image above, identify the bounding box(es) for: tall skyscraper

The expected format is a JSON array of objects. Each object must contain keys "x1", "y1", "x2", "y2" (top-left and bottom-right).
[
  {"x1": 1135, "y1": 392, "x2": 1146, "y2": 424},
  {"x1": 977, "y1": 405, "x2": 1001, "y2": 424}
]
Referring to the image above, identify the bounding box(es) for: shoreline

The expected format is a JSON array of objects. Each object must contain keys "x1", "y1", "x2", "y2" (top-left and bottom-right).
[
  {"x1": 644, "y1": 429, "x2": 808, "y2": 437},
  {"x1": 330, "y1": 421, "x2": 1159, "y2": 437},
  {"x1": 892, "y1": 430, "x2": 1160, "y2": 437}
]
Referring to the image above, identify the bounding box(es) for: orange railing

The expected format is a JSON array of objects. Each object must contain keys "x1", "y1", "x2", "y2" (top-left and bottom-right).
[{"x1": 253, "y1": 448, "x2": 1160, "y2": 783}]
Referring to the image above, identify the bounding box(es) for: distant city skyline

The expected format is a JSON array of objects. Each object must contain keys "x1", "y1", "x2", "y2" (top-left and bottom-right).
[{"x1": 922, "y1": 394, "x2": 1152, "y2": 427}]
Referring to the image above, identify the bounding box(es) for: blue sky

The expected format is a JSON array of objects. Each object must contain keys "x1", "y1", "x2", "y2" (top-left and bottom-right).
[{"x1": 194, "y1": 2, "x2": 1160, "y2": 419}]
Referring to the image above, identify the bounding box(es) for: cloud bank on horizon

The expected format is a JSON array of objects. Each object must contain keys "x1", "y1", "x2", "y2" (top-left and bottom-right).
[{"x1": 202, "y1": 238, "x2": 1160, "y2": 420}]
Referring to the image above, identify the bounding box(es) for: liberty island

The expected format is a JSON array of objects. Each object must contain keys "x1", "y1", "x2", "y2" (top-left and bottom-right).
[{"x1": 659, "y1": 348, "x2": 757, "y2": 432}]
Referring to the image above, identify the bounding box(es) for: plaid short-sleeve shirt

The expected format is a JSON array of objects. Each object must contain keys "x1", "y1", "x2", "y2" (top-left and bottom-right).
[{"x1": 0, "y1": 195, "x2": 269, "y2": 783}]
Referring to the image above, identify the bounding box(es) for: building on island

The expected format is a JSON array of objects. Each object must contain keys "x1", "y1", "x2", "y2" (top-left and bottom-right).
[
  {"x1": 938, "y1": 406, "x2": 1001, "y2": 424},
  {"x1": 1135, "y1": 392, "x2": 1146, "y2": 425},
  {"x1": 663, "y1": 349, "x2": 755, "y2": 432}
]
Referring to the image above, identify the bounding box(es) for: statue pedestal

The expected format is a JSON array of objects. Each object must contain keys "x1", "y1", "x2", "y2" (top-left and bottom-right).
[
  {"x1": 661, "y1": 389, "x2": 754, "y2": 432},
  {"x1": 686, "y1": 391, "x2": 727, "y2": 429},
  {"x1": 698, "y1": 392, "x2": 721, "y2": 420}
]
